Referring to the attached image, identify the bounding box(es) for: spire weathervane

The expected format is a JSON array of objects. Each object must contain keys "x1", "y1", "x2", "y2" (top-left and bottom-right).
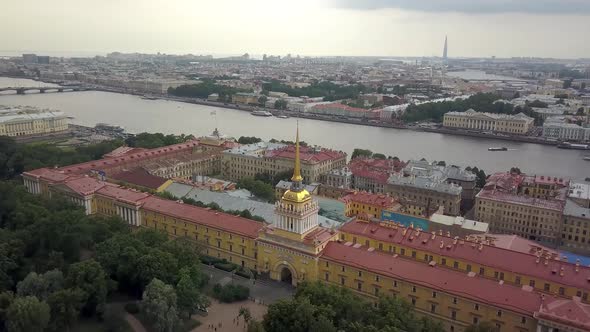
[{"x1": 291, "y1": 121, "x2": 303, "y2": 183}]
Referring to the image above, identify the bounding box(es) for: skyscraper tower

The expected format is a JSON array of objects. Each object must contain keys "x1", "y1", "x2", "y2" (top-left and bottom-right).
[{"x1": 443, "y1": 35, "x2": 448, "y2": 61}]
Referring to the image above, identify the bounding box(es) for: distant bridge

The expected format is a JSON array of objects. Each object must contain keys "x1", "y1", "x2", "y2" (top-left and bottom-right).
[{"x1": 0, "y1": 86, "x2": 92, "y2": 95}]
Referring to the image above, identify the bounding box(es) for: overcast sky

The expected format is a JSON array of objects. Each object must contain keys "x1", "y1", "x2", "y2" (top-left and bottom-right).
[{"x1": 2, "y1": 0, "x2": 589, "y2": 58}]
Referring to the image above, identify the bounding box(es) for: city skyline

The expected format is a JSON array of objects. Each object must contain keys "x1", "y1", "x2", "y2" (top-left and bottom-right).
[{"x1": 2, "y1": 0, "x2": 590, "y2": 59}]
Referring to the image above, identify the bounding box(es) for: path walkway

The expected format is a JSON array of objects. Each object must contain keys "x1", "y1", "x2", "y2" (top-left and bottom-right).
[
  {"x1": 202, "y1": 264, "x2": 294, "y2": 305},
  {"x1": 125, "y1": 313, "x2": 147, "y2": 332},
  {"x1": 191, "y1": 300, "x2": 267, "y2": 332}
]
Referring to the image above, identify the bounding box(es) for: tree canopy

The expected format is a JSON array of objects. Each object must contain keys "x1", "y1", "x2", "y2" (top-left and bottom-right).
[
  {"x1": 168, "y1": 81, "x2": 252, "y2": 102},
  {"x1": 262, "y1": 281, "x2": 443, "y2": 332},
  {"x1": 262, "y1": 80, "x2": 370, "y2": 101},
  {"x1": 402, "y1": 93, "x2": 513, "y2": 123},
  {"x1": 125, "y1": 132, "x2": 194, "y2": 149}
]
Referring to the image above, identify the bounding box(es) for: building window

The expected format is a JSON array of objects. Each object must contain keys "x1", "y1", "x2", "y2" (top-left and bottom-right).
[
  {"x1": 358, "y1": 271, "x2": 362, "y2": 277},
  {"x1": 411, "y1": 298, "x2": 416, "y2": 306},
  {"x1": 340, "y1": 277, "x2": 345, "y2": 285},
  {"x1": 393, "y1": 280, "x2": 398, "y2": 288},
  {"x1": 412, "y1": 286, "x2": 417, "y2": 293},
  {"x1": 472, "y1": 317, "x2": 479, "y2": 325},
  {"x1": 229, "y1": 245, "x2": 233, "y2": 252},
  {"x1": 411, "y1": 251, "x2": 416, "y2": 258},
  {"x1": 499, "y1": 272, "x2": 504, "y2": 280},
  {"x1": 357, "y1": 282, "x2": 362, "y2": 291},
  {"x1": 375, "y1": 275, "x2": 380, "y2": 282},
  {"x1": 325, "y1": 273, "x2": 329, "y2": 281},
  {"x1": 441, "y1": 258, "x2": 447, "y2": 266},
  {"x1": 453, "y1": 261, "x2": 459, "y2": 269},
  {"x1": 400, "y1": 248, "x2": 406, "y2": 255},
  {"x1": 474, "y1": 303, "x2": 479, "y2": 311},
  {"x1": 497, "y1": 310, "x2": 502, "y2": 317},
  {"x1": 544, "y1": 283, "x2": 550, "y2": 291},
  {"x1": 374, "y1": 287, "x2": 379, "y2": 296},
  {"x1": 451, "y1": 310, "x2": 457, "y2": 320},
  {"x1": 515, "y1": 276, "x2": 521, "y2": 285},
  {"x1": 430, "y1": 304, "x2": 436, "y2": 313},
  {"x1": 479, "y1": 267, "x2": 485, "y2": 275},
  {"x1": 325, "y1": 262, "x2": 329, "y2": 268},
  {"x1": 452, "y1": 297, "x2": 458, "y2": 305},
  {"x1": 530, "y1": 280, "x2": 536, "y2": 288},
  {"x1": 341, "y1": 266, "x2": 345, "y2": 272},
  {"x1": 521, "y1": 317, "x2": 526, "y2": 324},
  {"x1": 432, "y1": 291, "x2": 437, "y2": 298},
  {"x1": 559, "y1": 287, "x2": 565, "y2": 296}
]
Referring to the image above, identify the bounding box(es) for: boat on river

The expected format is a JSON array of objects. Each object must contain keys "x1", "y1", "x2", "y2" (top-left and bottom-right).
[
  {"x1": 557, "y1": 142, "x2": 590, "y2": 150},
  {"x1": 488, "y1": 147, "x2": 508, "y2": 151}
]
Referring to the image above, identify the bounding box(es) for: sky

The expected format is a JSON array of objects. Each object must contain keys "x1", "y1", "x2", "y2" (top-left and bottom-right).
[{"x1": 1, "y1": 0, "x2": 590, "y2": 58}]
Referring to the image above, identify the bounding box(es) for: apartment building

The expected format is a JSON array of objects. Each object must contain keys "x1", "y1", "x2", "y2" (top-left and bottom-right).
[{"x1": 222, "y1": 142, "x2": 346, "y2": 184}]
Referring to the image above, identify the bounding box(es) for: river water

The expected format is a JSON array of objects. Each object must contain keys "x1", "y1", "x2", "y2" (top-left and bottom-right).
[{"x1": 0, "y1": 77, "x2": 588, "y2": 180}]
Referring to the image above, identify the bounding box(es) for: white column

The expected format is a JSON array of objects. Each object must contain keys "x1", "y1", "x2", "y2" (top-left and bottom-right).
[{"x1": 536, "y1": 325, "x2": 542, "y2": 332}]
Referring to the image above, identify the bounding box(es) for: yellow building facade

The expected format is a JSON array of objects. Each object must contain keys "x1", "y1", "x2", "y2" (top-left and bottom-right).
[
  {"x1": 443, "y1": 109, "x2": 534, "y2": 135},
  {"x1": 21, "y1": 129, "x2": 590, "y2": 332},
  {"x1": 0, "y1": 107, "x2": 68, "y2": 137}
]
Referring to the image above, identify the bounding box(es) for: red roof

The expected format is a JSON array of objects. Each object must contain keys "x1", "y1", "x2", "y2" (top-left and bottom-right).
[
  {"x1": 61, "y1": 176, "x2": 110, "y2": 196},
  {"x1": 141, "y1": 196, "x2": 264, "y2": 238},
  {"x1": 348, "y1": 158, "x2": 406, "y2": 184},
  {"x1": 537, "y1": 297, "x2": 590, "y2": 330},
  {"x1": 265, "y1": 145, "x2": 346, "y2": 164},
  {"x1": 321, "y1": 242, "x2": 546, "y2": 316},
  {"x1": 57, "y1": 140, "x2": 200, "y2": 175},
  {"x1": 484, "y1": 172, "x2": 525, "y2": 192},
  {"x1": 340, "y1": 220, "x2": 590, "y2": 290},
  {"x1": 96, "y1": 185, "x2": 151, "y2": 205},
  {"x1": 111, "y1": 168, "x2": 169, "y2": 190},
  {"x1": 23, "y1": 168, "x2": 71, "y2": 182},
  {"x1": 103, "y1": 146, "x2": 148, "y2": 158},
  {"x1": 341, "y1": 191, "x2": 398, "y2": 208}
]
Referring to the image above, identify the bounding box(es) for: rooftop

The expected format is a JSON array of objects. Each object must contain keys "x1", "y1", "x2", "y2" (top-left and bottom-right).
[
  {"x1": 339, "y1": 220, "x2": 590, "y2": 290},
  {"x1": 388, "y1": 173, "x2": 463, "y2": 195},
  {"x1": 341, "y1": 191, "x2": 398, "y2": 208},
  {"x1": 265, "y1": 145, "x2": 346, "y2": 164},
  {"x1": 446, "y1": 109, "x2": 534, "y2": 122},
  {"x1": 110, "y1": 168, "x2": 170, "y2": 190},
  {"x1": 476, "y1": 189, "x2": 565, "y2": 212},
  {"x1": 321, "y1": 241, "x2": 545, "y2": 316},
  {"x1": 569, "y1": 183, "x2": 590, "y2": 201},
  {"x1": 141, "y1": 196, "x2": 265, "y2": 238}
]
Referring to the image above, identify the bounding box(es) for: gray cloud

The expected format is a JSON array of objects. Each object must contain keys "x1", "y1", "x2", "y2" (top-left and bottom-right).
[{"x1": 333, "y1": 0, "x2": 590, "y2": 14}]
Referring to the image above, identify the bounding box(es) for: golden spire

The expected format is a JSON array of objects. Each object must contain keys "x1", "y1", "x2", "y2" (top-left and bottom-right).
[{"x1": 291, "y1": 122, "x2": 303, "y2": 183}]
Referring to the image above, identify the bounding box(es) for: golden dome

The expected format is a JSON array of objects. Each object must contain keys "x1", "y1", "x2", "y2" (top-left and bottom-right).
[{"x1": 282, "y1": 188, "x2": 311, "y2": 203}]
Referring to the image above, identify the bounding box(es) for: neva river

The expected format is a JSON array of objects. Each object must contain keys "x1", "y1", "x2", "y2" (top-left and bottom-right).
[{"x1": 0, "y1": 77, "x2": 588, "y2": 180}]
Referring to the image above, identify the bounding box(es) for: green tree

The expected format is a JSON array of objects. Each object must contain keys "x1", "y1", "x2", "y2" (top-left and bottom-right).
[
  {"x1": 372, "y1": 153, "x2": 386, "y2": 160},
  {"x1": 142, "y1": 279, "x2": 178, "y2": 332},
  {"x1": 47, "y1": 288, "x2": 85, "y2": 332},
  {"x1": 16, "y1": 270, "x2": 64, "y2": 300},
  {"x1": 351, "y1": 149, "x2": 373, "y2": 159},
  {"x1": 5, "y1": 296, "x2": 50, "y2": 332},
  {"x1": 0, "y1": 291, "x2": 14, "y2": 329},
  {"x1": 238, "y1": 136, "x2": 263, "y2": 145},
  {"x1": 65, "y1": 260, "x2": 108, "y2": 316},
  {"x1": 437, "y1": 160, "x2": 446, "y2": 166},
  {"x1": 274, "y1": 99, "x2": 286, "y2": 110},
  {"x1": 258, "y1": 96, "x2": 268, "y2": 105},
  {"x1": 176, "y1": 268, "x2": 207, "y2": 319}
]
